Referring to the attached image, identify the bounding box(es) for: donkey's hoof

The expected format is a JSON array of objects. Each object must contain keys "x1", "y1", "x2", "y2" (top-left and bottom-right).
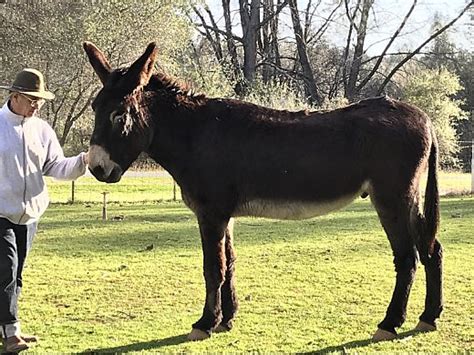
[
  {"x1": 372, "y1": 328, "x2": 397, "y2": 342},
  {"x1": 415, "y1": 321, "x2": 437, "y2": 332},
  {"x1": 187, "y1": 328, "x2": 210, "y2": 341},
  {"x1": 214, "y1": 324, "x2": 231, "y2": 333}
]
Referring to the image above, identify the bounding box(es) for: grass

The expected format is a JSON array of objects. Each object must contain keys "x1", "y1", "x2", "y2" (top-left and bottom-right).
[
  {"x1": 434, "y1": 171, "x2": 472, "y2": 195},
  {"x1": 45, "y1": 175, "x2": 179, "y2": 203},
  {"x1": 19, "y1": 186, "x2": 473, "y2": 352}
]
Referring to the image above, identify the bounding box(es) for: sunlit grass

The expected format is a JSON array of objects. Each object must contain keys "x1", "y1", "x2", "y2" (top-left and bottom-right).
[
  {"x1": 20, "y1": 195, "x2": 473, "y2": 353},
  {"x1": 435, "y1": 170, "x2": 472, "y2": 195},
  {"x1": 45, "y1": 175, "x2": 180, "y2": 203}
]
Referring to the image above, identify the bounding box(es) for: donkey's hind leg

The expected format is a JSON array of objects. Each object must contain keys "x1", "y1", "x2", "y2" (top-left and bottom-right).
[
  {"x1": 371, "y1": 194, "x2": 419, "y2": 341},
  {"x1": 415, "y1": 238, "x2": 443, "y2": 331},
  {"x1": 215, "y1": 218, "x2": 239, "y2": 333}
]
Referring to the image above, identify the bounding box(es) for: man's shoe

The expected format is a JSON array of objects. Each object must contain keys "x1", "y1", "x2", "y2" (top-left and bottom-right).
[
  {"x1": 3, "y1": 335, "x2": 29, "y2": 353},
  {"x1": 20, "y1": 334, "x2": 38, "y2": 343}
]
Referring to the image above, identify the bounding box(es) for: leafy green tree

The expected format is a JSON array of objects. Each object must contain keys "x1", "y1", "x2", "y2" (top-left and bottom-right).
[
  {"x1": 453, "y1": 51, "x2": 474, "y2": 171},
  {"x1": 0, "y1": 0, "x2": 193, "y2": 154},
  {"x1": 420, "y1": 17, "x2": 473, "y2": 171},
  {"x1": 401, "y1": 68, "x2": 467, "y2": 168}
]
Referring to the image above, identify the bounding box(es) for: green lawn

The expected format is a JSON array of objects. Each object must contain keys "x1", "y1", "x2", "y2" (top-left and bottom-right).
[
  {"x1": 45, "y1": 175, "x2": 179, "y2": 203},
  {"x1": 20, "y1": 194, "x2": 473, "y2": 353}
]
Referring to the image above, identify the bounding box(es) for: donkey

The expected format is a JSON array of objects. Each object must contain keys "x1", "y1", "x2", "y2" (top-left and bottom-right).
[{"x1": 83, "y1": 41, "x2": 443, "y2": 342}]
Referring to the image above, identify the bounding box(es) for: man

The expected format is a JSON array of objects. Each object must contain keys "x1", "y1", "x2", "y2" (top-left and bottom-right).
[{"x1": 0, "y1": 68, "x2": 89, "y2": 353}]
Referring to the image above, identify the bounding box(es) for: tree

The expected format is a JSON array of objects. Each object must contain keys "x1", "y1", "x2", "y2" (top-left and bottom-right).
[
  {"x1": 401, "y1": 68, "x2": 467, "y2": 168},
  {"x1": 420, "y1": 17, "x2": 473, "y2": 171},
  {"x1": 0, "y1": 0, "x2": 193, "y2": 153},
  {"x1": 191, "y1": 0, "x2": 473, "y2": 103},
  {"x1": 288, "y1": 0, "x2": 322, "y2": 104},
  {"x1": 452, "y1": 50, "x2": 474, "y2": 171},
  {"x1": 192, "y1": 0, "x2": 289, "y2": 96}
]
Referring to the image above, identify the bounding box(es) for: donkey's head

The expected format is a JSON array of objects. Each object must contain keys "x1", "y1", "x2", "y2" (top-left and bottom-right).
[{"x1": 83, "y1": 41, "x2": 158, "y2": 183}]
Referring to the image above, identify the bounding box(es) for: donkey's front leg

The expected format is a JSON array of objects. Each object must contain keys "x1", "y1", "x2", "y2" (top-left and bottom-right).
[{"x1": 188, "y1": 214, "x2": 228, "y2": 341}]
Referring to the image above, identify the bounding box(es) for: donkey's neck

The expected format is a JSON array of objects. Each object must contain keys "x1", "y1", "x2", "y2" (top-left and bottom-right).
[{"x1": 145, "y1": 88, "x2": 206, "y2": 182}]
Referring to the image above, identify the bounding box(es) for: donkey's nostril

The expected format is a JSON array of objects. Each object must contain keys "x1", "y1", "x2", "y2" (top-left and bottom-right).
[{"x1": 89, "y1": 165, "x2": 107, "y2": 181}]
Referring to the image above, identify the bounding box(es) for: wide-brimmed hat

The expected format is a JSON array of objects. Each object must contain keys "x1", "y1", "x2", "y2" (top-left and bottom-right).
[{"x1": 0, "y1": 68, "x2": 55, "y2": 100}]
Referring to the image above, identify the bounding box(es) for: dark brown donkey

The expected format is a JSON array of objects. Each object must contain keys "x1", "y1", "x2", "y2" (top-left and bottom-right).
[{"x1": 83, "y1": 41, "x2": 443, "y2": 342}]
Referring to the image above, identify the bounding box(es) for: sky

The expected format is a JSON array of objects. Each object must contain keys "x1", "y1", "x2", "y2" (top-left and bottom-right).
[
  {"x1": 349, "y1": 0, "x2": 472, "y2": 54},
  {"x1": 205, "y1": 0, "x2": 473, "y2": 55}
]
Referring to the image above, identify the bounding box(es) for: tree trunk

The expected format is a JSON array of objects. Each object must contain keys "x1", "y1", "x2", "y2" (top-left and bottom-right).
[
  {"x1": 345, "y1": 0, "x2": 374, "y2": 101},
  {"x1": 222, "y1": 0, "x2": 245, "y2": 95},
  {"x1": 260, "y1": 0, "x2": 282, "y2": 83},
  {"x1": 239, "y1": 0, "x2": 260, "y2": 88},
  {"x1": 288, "y1": 0, "x2": 322, "y2": 105}
]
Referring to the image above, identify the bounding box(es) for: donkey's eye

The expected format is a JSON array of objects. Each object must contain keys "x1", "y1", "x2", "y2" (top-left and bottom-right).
[
  {"x1": 109, "y1": 109, "x2": 133, "y2": 136},
  {"x1": 110, "y1": 110, "x2": 127, "y2": 124}
]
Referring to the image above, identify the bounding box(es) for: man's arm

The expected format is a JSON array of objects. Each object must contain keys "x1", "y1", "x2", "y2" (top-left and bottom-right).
[{"x1": 42, "y1": 125, "x2": 88, "y2": 180}]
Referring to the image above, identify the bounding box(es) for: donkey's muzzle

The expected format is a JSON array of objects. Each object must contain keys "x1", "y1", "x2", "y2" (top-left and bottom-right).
[{"x1": 89, "y1": 164, "x2": 122, "y2": 183}]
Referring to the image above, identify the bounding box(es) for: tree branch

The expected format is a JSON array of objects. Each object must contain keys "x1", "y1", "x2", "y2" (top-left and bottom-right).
[
  {"x1": 377, "y1": 1, "x2": 473, "y2": 95},
  {"x1": 193, "y1": 13, "x2": 243, "y2": 42},
  {"x1": 257, "y1": 0, "x2": 289, "y2": 30},
  {"x1": 357, "y1": 0, "x2": 417, "y2": 91},
  {"x1": 306, "y1": 0, "x2": 343, "y2": 45},
  {"x1": 193, "y1": 6, "x2": 223, "y2": 61},
  {"x1": 342, "y1": 0, "x2": 361, "y2": 90}
]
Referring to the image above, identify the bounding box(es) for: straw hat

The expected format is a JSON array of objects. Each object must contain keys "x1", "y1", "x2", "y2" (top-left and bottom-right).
[{"x1": 0, "y1": 68, "x2": 55, "y2": 100}]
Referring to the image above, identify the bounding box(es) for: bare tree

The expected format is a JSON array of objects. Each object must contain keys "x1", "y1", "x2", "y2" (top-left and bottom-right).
[
  {"x1": 193, "y1": 0, "x2": 289, "y2": 95},
  {"x1": 340, "y1": 0, "x2": 473, "y2": 101},
  {"x1": 288, "y1": 0, "x2": 322, "y2": 104},
  {"x1": 259, "y1": 0, "x2": 282, "y2": 83},
  {"x1": 344, "y1": 0, "x2": 374, "y2": 100},
  {"x1": 190, "y1": 0, "x2": 472, "y2": 104},
  {"x1": 376, "y1": 1, "x2": 473, "y2": 95}
]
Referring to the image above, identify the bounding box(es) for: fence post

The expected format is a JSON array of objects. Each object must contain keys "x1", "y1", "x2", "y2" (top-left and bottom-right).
[
  {"x1": 173, "y1": 180, "x2": 177, "y2": 201},
  {"x1": 71, "y1": 180, "x2": 75, "y2": 204},
  {"x1": 102, "y1": 192, "x2": 108, "y2": 221}
]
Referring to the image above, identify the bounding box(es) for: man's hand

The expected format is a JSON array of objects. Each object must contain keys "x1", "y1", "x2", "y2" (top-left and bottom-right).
[{"x1": 83, "y1": 151, "x2": 89, "y2": 165}]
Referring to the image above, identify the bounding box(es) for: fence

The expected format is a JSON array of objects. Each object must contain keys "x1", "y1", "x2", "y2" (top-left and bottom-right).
[{"x1": 46, "y1": 170, "x2": 181, "y2": 204}]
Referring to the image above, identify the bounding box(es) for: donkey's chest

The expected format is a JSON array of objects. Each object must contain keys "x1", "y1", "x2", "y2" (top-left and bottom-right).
[{"x1": 233, "y1": 194, "x2": 357, "y2": 220}]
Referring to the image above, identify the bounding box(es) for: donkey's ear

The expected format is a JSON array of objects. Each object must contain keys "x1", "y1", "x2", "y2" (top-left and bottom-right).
[
  {"x1": 83, "y1": 41, "x2": 112, "y2": 85},
  {"x1": 125, "y1": 42, "x2": 158, "y2": 88}
]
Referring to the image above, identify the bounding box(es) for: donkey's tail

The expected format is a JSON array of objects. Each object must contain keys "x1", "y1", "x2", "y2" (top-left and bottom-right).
[{"x1": 420, "y1": 127, "x2": 440, "y2": 263}]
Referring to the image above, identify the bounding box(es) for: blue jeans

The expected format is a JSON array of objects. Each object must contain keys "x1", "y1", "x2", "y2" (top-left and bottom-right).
[{"x1": 0, "y1": 218, "x2": 36, "y2": 338}]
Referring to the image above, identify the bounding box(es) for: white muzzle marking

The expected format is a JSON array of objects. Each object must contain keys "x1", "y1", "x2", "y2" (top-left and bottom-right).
[{"x1": 88, "y1": 145, "x2": 120, "y2": 177}]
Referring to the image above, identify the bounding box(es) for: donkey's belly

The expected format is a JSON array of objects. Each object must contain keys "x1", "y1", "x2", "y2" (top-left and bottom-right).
[
  {"x1": 233, "y1": 181, "x2": 370, "y2": 220},
  {"x1": 233, "y1": 195, "x2": 355, "y2": 220}
]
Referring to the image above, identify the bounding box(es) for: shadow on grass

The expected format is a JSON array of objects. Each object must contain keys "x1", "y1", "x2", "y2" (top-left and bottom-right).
[
  {"x1": 39, "y1": 196, "x2": 472, "y2": 254},
  {"x1": 80, "y1": 334, "x2": 188, "y2": 353},
  {"x1": 307, "y1": 329, "x2": 423, "y2": 354}
]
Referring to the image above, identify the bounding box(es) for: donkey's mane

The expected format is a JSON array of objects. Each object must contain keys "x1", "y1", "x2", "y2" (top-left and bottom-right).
[{"x1": 147, "y1": 71, "x2": 206, "y2": 106}]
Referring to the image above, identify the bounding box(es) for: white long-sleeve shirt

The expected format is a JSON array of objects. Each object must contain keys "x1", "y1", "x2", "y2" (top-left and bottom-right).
[{"x1": 0, "y1": 101, "x2": 87, "y2": 225}]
